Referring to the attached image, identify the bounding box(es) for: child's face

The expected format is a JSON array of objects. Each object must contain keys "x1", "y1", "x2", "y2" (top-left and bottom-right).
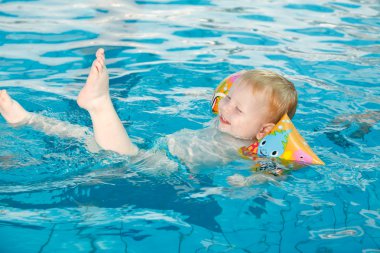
[{"x1": 218, "y1": 82, "x2": 270, "y2": 140}]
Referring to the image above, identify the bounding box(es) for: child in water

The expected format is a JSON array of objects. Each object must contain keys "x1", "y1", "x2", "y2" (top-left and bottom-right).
[{"x1": 0, "y1": 48, "x2": 298, "y2": 169}]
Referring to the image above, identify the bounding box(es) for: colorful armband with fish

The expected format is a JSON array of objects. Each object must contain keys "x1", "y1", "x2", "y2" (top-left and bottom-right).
[{"x1": 239, "y1": 113, "x2": 324, "y2": 166}]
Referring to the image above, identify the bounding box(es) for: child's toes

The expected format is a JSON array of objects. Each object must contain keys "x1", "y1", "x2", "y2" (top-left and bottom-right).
[
  {"x1": 97, "y1": 53, "x2": 105, "y2": 62},
  {"x1": 94, "y1": 60, "x2": 103, "y2": 72},
  {"x1": 96, "y1": 48, "x2": 104, "y2": 58},
  {"x1": 90, "y1": 60, "x2": 97, "y2": 71},
  {"x1": 88, "y1": 60, "x2": 100, "y2": 76},
  {"x1": 98, "y1": 55, "x2": 105, "y2": 65},
  {"x1": 97, "y1": 56, "x2": 105, "y2": 68},
  {"x1": 0, "y1": 90, "x2": 8, "y2": 100}
]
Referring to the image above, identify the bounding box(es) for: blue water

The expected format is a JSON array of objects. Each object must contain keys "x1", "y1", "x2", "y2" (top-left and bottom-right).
[{"x1": 0, "y1": 0, "x2": 380, "y2": 252}]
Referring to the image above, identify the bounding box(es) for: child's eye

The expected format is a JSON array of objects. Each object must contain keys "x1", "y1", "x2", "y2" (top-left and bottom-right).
[
  {"x1": 236, "y1": 107, "x2": 242, "y2": 113},
  {"x1": 226, "y1": 95, "x2": 231, "y2": 100}
]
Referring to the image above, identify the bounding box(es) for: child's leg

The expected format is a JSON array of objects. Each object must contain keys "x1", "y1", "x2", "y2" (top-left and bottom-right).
[
  {"x1": 0, "y1": 49, "x2": 137, "y2": 155},
  {"x1": 0, "y1": 90, "x2": 30, "y2": 125},
  {"x1": 77, "y1": 48, "x2": 138, "y2": 155},
  {"x1": 0, "y1": 90, "x2": 90, "y2": 140}
]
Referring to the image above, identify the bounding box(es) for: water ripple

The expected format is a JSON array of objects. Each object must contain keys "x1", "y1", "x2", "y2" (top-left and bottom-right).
[
  {"x1": 0, "y1": 0, "x2": 379, "y2": 251},
  {"x1": 310, "y1": 226, "x2": 364, "y2": 239}
]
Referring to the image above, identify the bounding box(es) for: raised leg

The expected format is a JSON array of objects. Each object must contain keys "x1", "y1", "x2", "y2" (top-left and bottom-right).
[{"x1": 77, "y1": 48, "x2": 138, "y2": 155}]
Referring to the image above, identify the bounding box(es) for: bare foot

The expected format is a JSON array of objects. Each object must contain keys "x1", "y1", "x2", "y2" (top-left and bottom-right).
[
  {"x1": 0, "y1": 90, "x2": 31, "y2": 125},
  {"x1": 77, "y1": 48, "x2": 111, "y2": 112}
]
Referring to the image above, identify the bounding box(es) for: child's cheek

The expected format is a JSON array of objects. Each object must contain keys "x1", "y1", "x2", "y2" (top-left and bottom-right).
[
  {"x1": 218, "y1": 100, "x2": 225, "y2": 114},
  {"x1": 238, "y1": 118, "x2": 250, "y2": 134}
]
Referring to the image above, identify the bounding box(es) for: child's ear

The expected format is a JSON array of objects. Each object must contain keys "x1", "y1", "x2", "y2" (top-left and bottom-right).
[{"x1": 256, "y1": 123, "x2": 275, "y2": 140}]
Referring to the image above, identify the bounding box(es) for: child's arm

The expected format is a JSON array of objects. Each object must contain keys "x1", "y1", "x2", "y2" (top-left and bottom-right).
[{"x1": 326, "y1": 110, "x2": 380, "y2": 148}]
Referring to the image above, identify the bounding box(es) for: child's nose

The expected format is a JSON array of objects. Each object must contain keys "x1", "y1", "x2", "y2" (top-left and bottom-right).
[{"x1": 222, "y1": 100, "x2": 234, "y2": 115}]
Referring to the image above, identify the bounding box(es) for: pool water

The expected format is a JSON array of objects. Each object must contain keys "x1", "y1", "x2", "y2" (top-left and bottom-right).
[{"x1": 1, "y1": 0, "x2": 380, "y2": 252}]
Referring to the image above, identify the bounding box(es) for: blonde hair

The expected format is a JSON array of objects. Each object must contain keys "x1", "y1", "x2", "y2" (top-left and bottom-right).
[{"x1": 235, "y1": 69, "x2": 298, "y2": 123}]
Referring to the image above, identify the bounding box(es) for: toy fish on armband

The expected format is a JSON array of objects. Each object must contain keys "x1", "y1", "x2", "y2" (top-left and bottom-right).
[{"x1": 211, "y1": 71, "x2": 324, "y2": 176}]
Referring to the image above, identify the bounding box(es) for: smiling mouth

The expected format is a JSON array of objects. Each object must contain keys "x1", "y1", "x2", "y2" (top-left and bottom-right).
[{"x1": 219, "y1": 115, "x2": 230, "y2": 125}]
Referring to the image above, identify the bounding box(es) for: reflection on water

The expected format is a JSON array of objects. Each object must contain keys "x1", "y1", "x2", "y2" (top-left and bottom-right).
[{"x1": 310, "y1": 226, "x2": 364, "y2": 239}]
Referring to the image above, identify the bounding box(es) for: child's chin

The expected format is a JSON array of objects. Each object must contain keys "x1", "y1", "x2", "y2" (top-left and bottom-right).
[
  {"x1": 220, "y1": 127, "x2": 252, "y2": 140},
  {"x1": 218, "y1": 124, "x2": 236, "y2": 137},
  {"x1": 217, "y1": 123, "x2": 228, "y2": 132},
  {"x1": 217, "y1": 123, "x2": 250, "y2": 140}
]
